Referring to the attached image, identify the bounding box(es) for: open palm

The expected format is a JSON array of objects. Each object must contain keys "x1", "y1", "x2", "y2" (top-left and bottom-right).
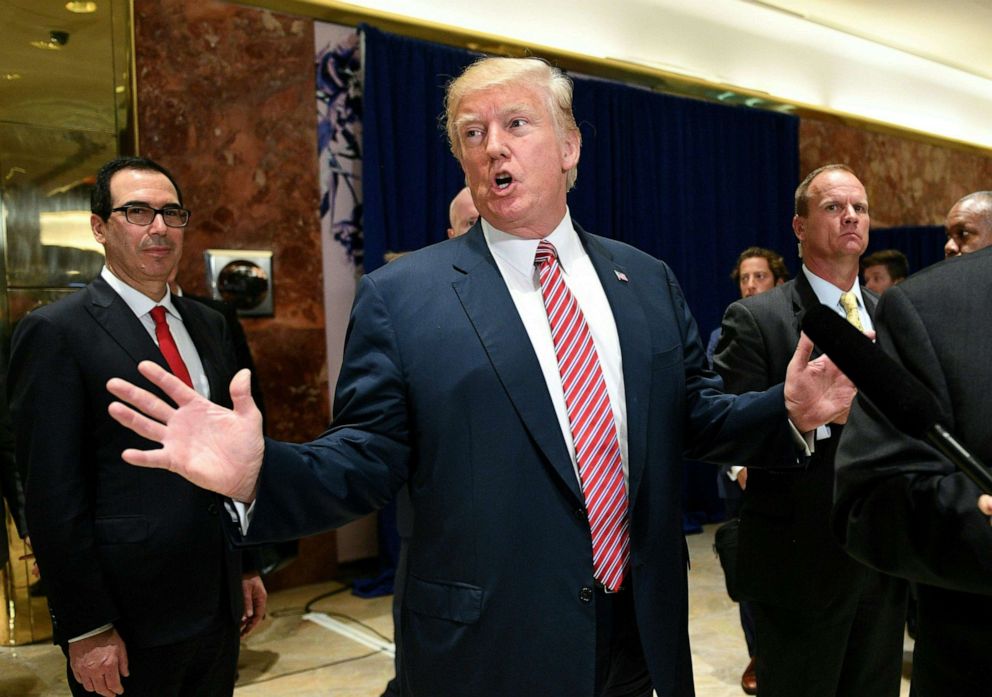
[{"x1": 107, "y1": 361, "x2": 264, "y2": 502}]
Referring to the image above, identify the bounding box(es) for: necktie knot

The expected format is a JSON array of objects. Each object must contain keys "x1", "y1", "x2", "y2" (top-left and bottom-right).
[
  {"x1": 534, "y1": 240, "x2": 557, "y2": 268},
  {"x1": 839, "y1": 291, "x2": 864, "y2": 331},
  {"x1": 150, "y1": 305, "x2": 168, "y2": 326}
]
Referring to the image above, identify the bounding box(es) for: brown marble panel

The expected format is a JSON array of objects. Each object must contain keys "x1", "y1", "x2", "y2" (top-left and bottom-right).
[
  {"x1": 134, "y1": 0, "x2": 329, "y2": 447},
  {"x1": 800, "y1": 118, "x2": 992, "y2": 227},
  {"x1": 134, "y1": 0, "x2": 336, "y2": 584}
]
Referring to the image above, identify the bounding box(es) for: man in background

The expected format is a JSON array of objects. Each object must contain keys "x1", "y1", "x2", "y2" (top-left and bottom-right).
[
  {"x1": 944, "y1": 191, "x2": 992, "y2": 257},
  {"x1": 446, "y1": 186, "x2": 478, "y2": 239},
  {"x1": 835, "y1": 245, "x2": 992, "y2": 695},
  {"x1": 707, "y1": 245, "x2": 789, "y2": 696},
  {"x1": 861, "y1": 248, "x2": 908, "y2": 293},
  {"x1": 715, "y1": 164, "x2": 906, "y2": 697},
  {"x1": 9, "y1": 156, "x2": 265, "y2": 697}
]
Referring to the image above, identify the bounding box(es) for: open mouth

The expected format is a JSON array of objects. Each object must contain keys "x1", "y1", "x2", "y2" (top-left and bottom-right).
[{"x1": 495, "y1": 173, "x2": 512, "y2": 190}]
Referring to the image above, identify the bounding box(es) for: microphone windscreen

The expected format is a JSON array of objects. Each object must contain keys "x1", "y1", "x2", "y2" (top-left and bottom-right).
[{"x1": 801, "y1": 304, "x2": 937, "y2": 438}]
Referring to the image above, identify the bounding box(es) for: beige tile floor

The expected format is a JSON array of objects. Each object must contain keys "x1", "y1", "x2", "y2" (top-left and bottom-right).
[{"x1": 0, "y1": 525, "x2": 913, "y2": 696}]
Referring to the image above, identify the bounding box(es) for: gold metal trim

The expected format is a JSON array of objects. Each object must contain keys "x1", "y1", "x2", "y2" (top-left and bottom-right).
[{"x1": 237, "y1": 0, "x2": 992, "y2": 157}]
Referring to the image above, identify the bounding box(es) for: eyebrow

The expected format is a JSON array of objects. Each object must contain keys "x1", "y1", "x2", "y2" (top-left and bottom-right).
[
  {"x1": 116, "y1": 199, "x2": 181, "y2": 208},
  {"x1": 454, "y1": 102, "x2": 540, "y2": 130}
]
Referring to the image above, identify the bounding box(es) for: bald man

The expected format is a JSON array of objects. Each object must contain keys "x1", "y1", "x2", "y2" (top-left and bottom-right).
[
  {"x1": 944, "y1": 191, "x2": 992, "y2": 258},
  {"x1": 446, "y1": 187, "x2": 478, "y2": 239}
]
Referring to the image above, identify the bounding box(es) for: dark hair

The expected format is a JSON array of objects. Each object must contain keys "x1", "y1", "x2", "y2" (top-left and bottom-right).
[
  {"x1": 861, "y1": 249, "x2": 909, "y2": 281},
  {"x1": 794, "y1": 163, "x2": 855, "y2": 216},
  {"x1": 730, "y1": 246, "x2": 790, "y2": 284},
  {"x1": 91, "y1": 156, "x2": 183, "y2": 220}
]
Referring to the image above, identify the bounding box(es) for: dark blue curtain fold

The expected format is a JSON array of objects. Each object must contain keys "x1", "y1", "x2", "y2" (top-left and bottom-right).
[{"x1": 866, "y1": 225, "x2": 946, "y2": 276}]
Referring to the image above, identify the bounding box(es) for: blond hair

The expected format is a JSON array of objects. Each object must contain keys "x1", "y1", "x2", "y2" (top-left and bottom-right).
[{"x1": 444, "y1": 57, "x2": 581, "y2": 191}]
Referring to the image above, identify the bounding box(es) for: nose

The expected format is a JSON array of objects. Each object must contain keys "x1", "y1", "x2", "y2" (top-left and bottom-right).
[
  {"x1": 148, "y1": 211, "x2": 170, "y2": 234},
  {"x1": 485, "y1": 129, "x2": 507, "y2": 159},
  {"x1": 842, "y1": 203, "x2": 858, "y2": 222},
  {"x1": 945, "y1": 238, "x2": 959, "y2": 257}
]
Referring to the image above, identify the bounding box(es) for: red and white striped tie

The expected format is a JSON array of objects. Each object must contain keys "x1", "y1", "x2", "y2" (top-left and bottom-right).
[{"x1": 535, "y1": 240, "x2": 629, "y2": 591}]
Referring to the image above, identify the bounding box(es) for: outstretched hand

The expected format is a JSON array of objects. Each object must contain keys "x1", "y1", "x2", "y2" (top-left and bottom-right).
[
  {"x1": 107, "y1": 361, "x2": 264, "y2": 502},
  {"x1": 785, "y1": 332, "x2": 857, "y2": 433}
]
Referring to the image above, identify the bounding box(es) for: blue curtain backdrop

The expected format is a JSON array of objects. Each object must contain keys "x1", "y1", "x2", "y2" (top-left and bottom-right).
[
  {"x1": 865, "y1": 225, "x2": 946, "y2": 276},
  {"x1": 362, "y1": 25, "x2": 800, "y2": 333},
  {"x1": 360, "y1": 25, "x2": 801, "y2": 570}
]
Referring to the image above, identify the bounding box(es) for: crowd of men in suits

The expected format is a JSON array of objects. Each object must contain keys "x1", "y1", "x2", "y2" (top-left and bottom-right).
[{"x1": 4, "y1": 54, "x2": 992, "y2": 697}]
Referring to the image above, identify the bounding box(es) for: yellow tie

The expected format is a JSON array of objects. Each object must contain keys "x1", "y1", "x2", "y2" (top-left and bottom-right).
[{"x1": 839, "y1": 292, "x2": 864, "y2": 331}]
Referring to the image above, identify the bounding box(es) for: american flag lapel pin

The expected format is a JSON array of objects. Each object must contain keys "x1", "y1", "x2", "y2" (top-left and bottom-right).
[{"x1": 614, "y1": 269, "x2": 629, "y2": 283}]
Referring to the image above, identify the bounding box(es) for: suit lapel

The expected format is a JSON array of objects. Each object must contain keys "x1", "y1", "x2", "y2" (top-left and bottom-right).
[
  {"x1": 174, "y1": 298, "x2": 227, "y2": 404},
  {"x1": 451, "y1": 229, "x2": 583, "y2": 506},
  {"x1": 84, "y1": 276, "x2": 172, "y2": 375},
  {"x1": 579, "y1": 229, "x2": 650, "y2": 508}
]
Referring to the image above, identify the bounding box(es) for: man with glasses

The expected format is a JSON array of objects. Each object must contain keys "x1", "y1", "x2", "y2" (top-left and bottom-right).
[{"x1": 9, "y1": 156, "x2": 265, "y2": 697}]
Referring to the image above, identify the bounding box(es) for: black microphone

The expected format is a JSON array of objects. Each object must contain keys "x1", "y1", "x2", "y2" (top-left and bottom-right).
[{"x1": 801, "y1": 304, "x2": 992, "y2": 494}]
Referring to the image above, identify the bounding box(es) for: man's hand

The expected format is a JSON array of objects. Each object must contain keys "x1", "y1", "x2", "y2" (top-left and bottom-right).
[
  {"x1": 68, "y1": 627, "x2": 128, "y2": 696},
  {"x1": 241, "y1": 572, "x2": 268, "y2": 636},
  {"x1": 736, "y1": 467, "x2": 748, "y2": 491},
  {"x1": 106, "y1": 362, "x2": 264, "y2": 502},
  {"x1": 979, "y1": 494, "x2": 992, "y2": 519},
  {"x1": 785, "y1": 333, "x2": 857, "y2": 433}
]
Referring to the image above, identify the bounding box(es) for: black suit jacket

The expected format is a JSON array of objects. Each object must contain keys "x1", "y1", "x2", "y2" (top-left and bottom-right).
[
  {"x1": 834, "y1": 248, "x2": 992, "y2": 694},
  {"x1": 241, "y1": 223, "x2": 796, "y2": 697},
  {"x1": 714, "y1": 270, "x2": 878, "y2": 608},
  {"x1": 8, "y1": 276, "x2": 244, "y2": 647}
]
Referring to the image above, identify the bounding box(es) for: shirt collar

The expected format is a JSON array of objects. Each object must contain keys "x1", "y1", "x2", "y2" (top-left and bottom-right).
[
  {"x1": 481, "y1": 208, "x2": 583, "y2": 276},
  {"x1": 801, "y1": 265, "x2": 866, "y2": 310},
  {"x1": 100, "y1": 266, "x2": 179, "y2": 319}
]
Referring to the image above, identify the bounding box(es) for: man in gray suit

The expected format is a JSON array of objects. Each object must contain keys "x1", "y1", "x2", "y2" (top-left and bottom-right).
[{"x1": 714, "y1": 164, "x2": 906, "y2": 697}]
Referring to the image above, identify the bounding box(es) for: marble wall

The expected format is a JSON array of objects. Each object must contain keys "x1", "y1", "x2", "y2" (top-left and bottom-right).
[
  {"x1": 134, "y1": 0, "x2": 329, "y2": 445},
  {"x1": 800, "y1": 118, "x2": 992, "y2": 228},
  {"x1": 134, "y1": 0, "x2": 337, "y2": 586}
]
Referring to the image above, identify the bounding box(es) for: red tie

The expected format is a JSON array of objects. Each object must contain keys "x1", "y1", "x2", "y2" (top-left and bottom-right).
[
  {"x1": 150, "y1": 306, "x2": 193, "y2": 388},
  {"x1": 535, "y1": 241, "x2": 629, "y2": 591}
]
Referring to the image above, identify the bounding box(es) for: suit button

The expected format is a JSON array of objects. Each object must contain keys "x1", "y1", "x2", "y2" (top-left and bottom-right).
[
  {"x1": 207, "y1": 503, "x2": 219, "y2": 516},
  {"x1": 574, "y1": 507, "x2": 586, "y2": 519},
  {"x1": 579, "y1": 587, "x2": 594, "y2": 603}
]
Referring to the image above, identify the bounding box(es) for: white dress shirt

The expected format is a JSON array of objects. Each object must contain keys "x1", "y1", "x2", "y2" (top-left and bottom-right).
[
  {"x1": 100, "y1": 267, "x2": 211, "y2": 399},
  {"x1": 802, "y1": 264, "x2": 873, "y2": 442},
  {"x1": 482, "y1": 211, "x2": 630, "y2": 487},
  {"x1": 802, "y1": 265, "x2": 874, "y2": 333}
]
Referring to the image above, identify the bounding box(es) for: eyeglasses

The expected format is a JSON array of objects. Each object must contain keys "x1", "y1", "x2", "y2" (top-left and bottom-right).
[{"x1": 111, "y1": 205, "x2": 191, "y2": 228}]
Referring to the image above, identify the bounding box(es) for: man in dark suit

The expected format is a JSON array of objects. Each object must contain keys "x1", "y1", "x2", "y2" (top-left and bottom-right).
[
  {"x1": 835, "y1": 248, "x2": 992, "y2": 696},
  {"x1": 707, "y1": 246, "x2": 790, "y2": 696},
  {"x1": 714, "y1": 164, "x2": 907, "y2": 697},
  {"x1": 105, "y1": 59, "x2": 853, "y2": 697},
  {"x1": 8, "y1": 157, "x2": 265, "y2": 697}
]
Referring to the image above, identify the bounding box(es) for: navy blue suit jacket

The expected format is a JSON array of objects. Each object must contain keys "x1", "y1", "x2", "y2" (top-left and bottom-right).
[{"x1": 247, "y1": 223, "x2": 791, "y2": 696}]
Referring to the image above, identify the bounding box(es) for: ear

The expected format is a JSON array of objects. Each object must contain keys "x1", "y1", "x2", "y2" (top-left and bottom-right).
[
  {"x1": 91, "y1": 213, "x2": 107, "y2": 245},
  {"x1": 792, "y1": 214, "x2": 805, "y2": 241},
  {"x1": 560, "y1": 130, "x2": 580, "y2": 172}
]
